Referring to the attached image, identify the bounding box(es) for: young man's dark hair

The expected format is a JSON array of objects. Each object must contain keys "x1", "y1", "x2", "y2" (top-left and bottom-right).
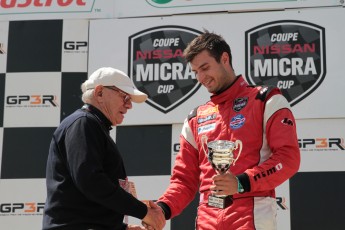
[{"x1": 183, "y1": 30, "x2": 233, "y2": 68}]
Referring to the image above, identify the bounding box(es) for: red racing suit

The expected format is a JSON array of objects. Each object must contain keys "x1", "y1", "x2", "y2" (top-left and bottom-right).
[{"x1": 157, "y1": 75, "x2": 300, "y2": 230}]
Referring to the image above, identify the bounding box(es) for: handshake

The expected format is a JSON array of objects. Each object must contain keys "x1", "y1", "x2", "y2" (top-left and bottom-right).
[{"x1": 127, "y1": 200, "x2": 166, "y2": 230}]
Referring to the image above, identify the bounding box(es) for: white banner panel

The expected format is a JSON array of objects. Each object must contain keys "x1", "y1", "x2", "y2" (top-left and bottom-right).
[
  {"x1": 0, "y1": 179, "x2": 46, "y2": 230},
  {"x1": 61, "y1": 20, "x2": 89, "y2": 72},
  {"x1": 171, "y1": 123, "x2": 183, "y2": 174},
  {"x1": 4, "y1": 72, "x2": 61, "y2": 127},
  {"x1": 89, "y1": 7, "x2": 345, "y2": 125},
  {"x1": 276, "y1": 180, "x2": 291, "y2": 230},
  {"x1": 296, "y1": 118, "x2": 345, "y2": 172},
  {"x1": 114, "y1": 0, "x2": 342, "y2": 18},
  {"x1": 0, "y1": 0, "x2": 114, "y2": 21},
  {"x1": 127, "y1": 175, "x2": 171, "y2": 229}
]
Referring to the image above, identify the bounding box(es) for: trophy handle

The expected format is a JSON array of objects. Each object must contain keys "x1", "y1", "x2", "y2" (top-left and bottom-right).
[
  {"x1": 232, "y1": 140, "x2": 243, "y2": 165},
  {"x1": 201, "y1": 135, "x2": 208, "y2": 157}
]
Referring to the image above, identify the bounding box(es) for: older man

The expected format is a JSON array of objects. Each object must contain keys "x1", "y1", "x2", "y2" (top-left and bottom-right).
[{"x1": 43, "y1": 67, "x2": 165, "y2": 230}]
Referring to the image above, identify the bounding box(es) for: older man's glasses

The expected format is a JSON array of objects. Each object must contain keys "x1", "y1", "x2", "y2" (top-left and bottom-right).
[{"x1": 104, "y1": 86, "x2": 131, "y2": 103}]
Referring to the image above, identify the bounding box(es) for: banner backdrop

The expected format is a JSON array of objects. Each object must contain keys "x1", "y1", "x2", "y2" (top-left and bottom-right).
[
  {"x1": 0, "y1": 19, "x2": 89, "y2": 229},
  {"x1": 87, "y1": 6, "x2": 345, "y2": 230},
  {"x1": 0, "y1": 3, "x2": 344, "y2": 230},
  {"x1": 297, "y1": 118, "x2": 345, "y2": 172},
  {"x1": 89, "y1": 7, "x2": 345, "y2": 125},
  {"x1": 0, "y1": 179, "x2": 46, "y2": 229},
  {"x1": 114, "y1": 0, "x2": 343, "y2": 18}
]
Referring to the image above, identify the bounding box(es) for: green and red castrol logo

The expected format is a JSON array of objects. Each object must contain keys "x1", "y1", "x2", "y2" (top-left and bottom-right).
[{"x1": 150, "y1": 0, "x2": 173, "y2": 3}]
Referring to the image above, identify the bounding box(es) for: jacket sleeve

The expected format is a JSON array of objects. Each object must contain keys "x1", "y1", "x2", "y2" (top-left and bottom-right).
[
  {"x1": 65, "y1": 117, "x2": 147, "y2": 219},
  {"x1": 241, "y1": 93, "x2": 301, "y2": 192},
  {"x1": 157, "y1": 118, "x2": 200, "y2": 219}
]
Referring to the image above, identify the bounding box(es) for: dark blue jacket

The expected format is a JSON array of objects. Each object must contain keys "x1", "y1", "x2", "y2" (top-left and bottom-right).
[{"x1": 43, "y1": 104, "x2": 147, "y2": 230}]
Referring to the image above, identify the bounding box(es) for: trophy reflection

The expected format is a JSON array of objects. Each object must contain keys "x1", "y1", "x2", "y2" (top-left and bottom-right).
[{"x1": 202, "y1": 135, "x2": 243, "y2": 209}]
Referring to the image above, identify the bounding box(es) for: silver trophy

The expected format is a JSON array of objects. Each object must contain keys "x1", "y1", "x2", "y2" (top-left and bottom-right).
[{"x1": 202, "y1": 135, "x2": 243, "y2": 209}]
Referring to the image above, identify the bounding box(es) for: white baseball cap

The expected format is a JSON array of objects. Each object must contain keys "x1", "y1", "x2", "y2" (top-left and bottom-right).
[{"x1": 85, "y1": 67, "x2": 147, "y2": 103}]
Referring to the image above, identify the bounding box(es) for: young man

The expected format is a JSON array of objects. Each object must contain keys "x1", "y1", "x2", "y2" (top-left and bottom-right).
[
  {"x1": 43, "y1": 67, "x2": 165, "y2": 230},
  {"x1": 157, "y1": 32, "x2": 300, "y2": 229}
]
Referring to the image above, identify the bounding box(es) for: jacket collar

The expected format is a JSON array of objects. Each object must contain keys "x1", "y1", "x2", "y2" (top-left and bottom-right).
[
  {"x1": 82, "y1": 103, "x2": 113, "y2": 131},
  {"x1": 210, "y1": 75, "x2": 248, "y2": 104}
]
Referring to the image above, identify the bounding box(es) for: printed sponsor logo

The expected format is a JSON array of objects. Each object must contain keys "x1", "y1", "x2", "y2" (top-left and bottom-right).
[
  {"x1": 281, "y1": 118, "x2": 294, "y2": 126},
  {"x1": 197, "y1": 113, "x2": 216, "y2": 124},
  {"x1": 197, "y1": 123, "x2": 216, "y2": 134},
  {"x1": 276, "y1": 197, "x2": 288, "y2": 210},
  {"x1": 0, "y1": 202, "x2": 45, "y2": 216},
  {"x1": 173, "y1": 143, "x2": 180, "y2": 157},
  {"x1": 298, "y1": 138, "x2": 345, "y2": 151},
  {"x1": 128, "y1": 26, "x2": 202, "y2": 113},
  {"x1": 6, "y1": 95, "x2": 58, "y2": 107},
  {"x1": 197, "y1": 105, "x2": 219, "y2": 116},
  {"x1": 64, "y1": 41, "x2": 88, "y2": 54},
  {"x1": 173, "y1": 143, "x2": 180, "y2": 152},
  {"x1": 230, "y1": 114, "x2": 245, "y2": 130},
  {"x1": 0, "y1": 0, "x2": 94, "y2": 13},
  {"x1": 245, "y1": 20, "x2": 326, "y2": 106},
  {"x1": 258, "y1": 86, "x2": 268, "y2": 96},
  {"x1": 254, "y1": 163, "x2": 283, "y2": 181},
  {"x1": 233, "y1": 97, "x2": 248, "y2": 112}
]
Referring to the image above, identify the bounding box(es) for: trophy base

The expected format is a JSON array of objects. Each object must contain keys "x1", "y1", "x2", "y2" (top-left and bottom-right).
[{"x1": 208, "y1": 194, "x2": 233, "y2": 209}]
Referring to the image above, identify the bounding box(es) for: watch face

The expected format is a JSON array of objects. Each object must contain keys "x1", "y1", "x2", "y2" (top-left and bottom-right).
[{"x1": 237, "y1": 177, "x2": 245, "y2": 193}]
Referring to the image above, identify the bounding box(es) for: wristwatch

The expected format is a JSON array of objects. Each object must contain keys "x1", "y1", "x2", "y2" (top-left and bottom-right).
[{"x1": 236, "y1": 176, "x2": 245, "y2": 194}]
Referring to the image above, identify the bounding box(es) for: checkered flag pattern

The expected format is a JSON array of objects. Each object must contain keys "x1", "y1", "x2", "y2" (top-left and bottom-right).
[{"x1": 0, "y1": 19, "x2": 88, "y2": 179}]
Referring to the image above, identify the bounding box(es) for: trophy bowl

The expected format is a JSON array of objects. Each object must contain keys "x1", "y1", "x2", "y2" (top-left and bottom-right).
[
  {"x1": 207, "y1": 140, "x2": 237, "y2": 174},
  {"x1": 201, "y1": 136, "x2": 243, "y2": 209}
]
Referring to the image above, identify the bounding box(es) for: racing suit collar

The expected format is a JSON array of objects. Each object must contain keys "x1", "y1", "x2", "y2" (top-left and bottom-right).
[{"x1": 210, "y1": 75, "x2": 248, "y2": 104}]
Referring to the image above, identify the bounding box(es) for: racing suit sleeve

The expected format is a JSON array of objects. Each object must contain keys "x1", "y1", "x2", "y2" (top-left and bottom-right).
[
  {"x1": 157, "y1": 118, "x2": 200, "y2": 219},
  {"x1": 237, "y1": 94, "x2": 300, "y2": 193}
]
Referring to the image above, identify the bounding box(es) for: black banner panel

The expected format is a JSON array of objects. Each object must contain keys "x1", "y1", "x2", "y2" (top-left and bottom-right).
[
  {"x1": 290, "y1": 172, "x2": 345, "y2": 230},
  {"x1": 116, "y1": 125, "x2": 172, "y2": 176}
]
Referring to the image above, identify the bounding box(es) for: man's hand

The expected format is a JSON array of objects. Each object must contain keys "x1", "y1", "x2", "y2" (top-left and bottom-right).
[
  {"x1": 142, "y1": 200, "x2": 166, "y2": 230},
  {"x1": 126, "y1": 224, "x2": 147, "y2": 230},
  {"x1": 210, "y1": 172, "x2": 238, "y2": 196}
]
